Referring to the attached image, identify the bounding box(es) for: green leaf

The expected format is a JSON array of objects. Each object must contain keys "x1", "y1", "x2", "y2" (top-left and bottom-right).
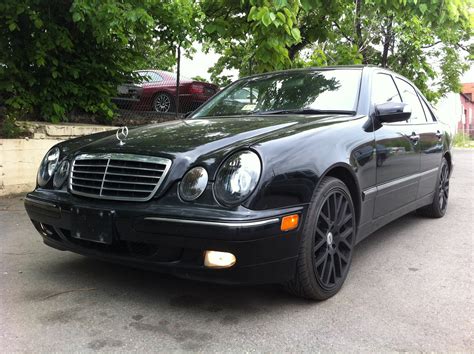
[
  {"x1": 291, "y1": 27, "x2": 301, "y2": 41},
  {"x1": 274, "y1": 0, "x2": 288, "y2": 9},
  {"x1": 36, "y1": 57, "x2": 45, "y2": 67},
  {"x1": 72, "y1": 12, "x2": 81, "y2": 22},
  {"x1": 419, "y1": 4, "x2": 428, "y2": 15},
  {"x1": 276, "y1": 12, "x2": 286, "y2": 23},
  {"x1": 262, "y1": 12, "x2": 272, "y2": 26},
  {"x1": 34, "y1": 18, "x2": 43, "y2": 29},
  {"x1": 52, "y1": 103, "x2": 62, "y2": 114},
  {"x1": 205, "y1": 24, "x2": 216, "y2": 33},
  {"x1": 248, "y1": 6, "x2": 257, "y2": 20},
  {"x1": 300, "y1": 0, "x2": 315, "y2": 12}
]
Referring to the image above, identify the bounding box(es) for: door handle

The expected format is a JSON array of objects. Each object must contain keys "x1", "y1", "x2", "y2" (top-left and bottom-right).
[
  {"x1": 409, "y1": 132, "x2": 420, "y2": 144},
  {"x1": 436, "y1": 130, "x2": 443, "y2": 140}
]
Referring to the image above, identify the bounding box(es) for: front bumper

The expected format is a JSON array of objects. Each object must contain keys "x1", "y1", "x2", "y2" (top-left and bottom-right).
[{"x1": 24, "y1": 190, "x2": 306, "y2": 284}]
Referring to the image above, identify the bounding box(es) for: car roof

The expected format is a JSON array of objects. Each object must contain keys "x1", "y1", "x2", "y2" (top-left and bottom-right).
[
  {"x1": 135, "y1": 69, "x2": 195, "y2": 82},
  {"x1": 136, "y1": 69, "x2": 174, "y2": 76},
  {"x1": 238, "y1": 65, "x2": 387, "y2": 81}
]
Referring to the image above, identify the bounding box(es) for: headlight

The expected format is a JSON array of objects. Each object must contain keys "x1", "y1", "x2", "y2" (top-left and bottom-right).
[
  {"x1": 37, "y1": 147, "x2": 60, "y2": 187},
  {"x1": 214, "y1": 150, "x2": 261, "y2": 206},
  {"x1": 179, "y1": 167, "x2": 209, "y2": 201},
  {"x1": 53, "y1": 160, "x2": 70, "y2": 188}
]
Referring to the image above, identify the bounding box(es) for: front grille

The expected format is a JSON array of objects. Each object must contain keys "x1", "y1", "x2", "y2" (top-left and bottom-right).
[{"x1": 69, "y1": 153, "x2": 172, "y2": 201}]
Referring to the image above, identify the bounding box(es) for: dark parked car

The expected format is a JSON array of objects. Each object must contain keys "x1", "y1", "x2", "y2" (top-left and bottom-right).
[
  {"x1": 113, "y1": 70, "x2": 218, "y2": 113},
  {"x1": 25, "y1": 66, "x2": 452, "y2": 300}
]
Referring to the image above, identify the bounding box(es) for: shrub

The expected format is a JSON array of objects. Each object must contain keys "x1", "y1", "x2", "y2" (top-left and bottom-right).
[{"x1": 0, "y1": 0, "x2": 198, "y2": 123}]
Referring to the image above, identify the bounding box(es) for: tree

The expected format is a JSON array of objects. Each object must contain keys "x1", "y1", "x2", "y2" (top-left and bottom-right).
[
  {"x1": 0, "y1": 0, "x2": 199, "y2": 122},
  {"x1": 318, "y1": 0, "x2": 474, "y2": 101},
  {"x1": 200, "y1": 0, "x2": 306, "y2": 84},
  {"x1": 191, "y1": 75, "x2": 210, "y2": 83},
  {"x1": 202, "y1": 0, "x2": 473, "y2": 102}
]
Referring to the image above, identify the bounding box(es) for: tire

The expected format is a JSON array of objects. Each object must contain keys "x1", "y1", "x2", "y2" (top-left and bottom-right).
[
  {"x1": 153, "y1": 92, "x2": 175, "y2": 113},
  {"x1": 285, "y1": 177, "x2": 356, "y2": 300},
  {"x1": 416, "y1": 157, "x2": 450, "y2": 218}
]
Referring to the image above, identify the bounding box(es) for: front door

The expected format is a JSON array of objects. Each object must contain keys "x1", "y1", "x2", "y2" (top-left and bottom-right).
[{"x1": 372, "y1": 73, "x2": 421, "y2": 218}]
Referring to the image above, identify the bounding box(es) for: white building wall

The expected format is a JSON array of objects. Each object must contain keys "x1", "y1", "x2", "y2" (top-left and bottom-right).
[{"x1": 434, "y1": 92, "x2": 463, "y2": 135}]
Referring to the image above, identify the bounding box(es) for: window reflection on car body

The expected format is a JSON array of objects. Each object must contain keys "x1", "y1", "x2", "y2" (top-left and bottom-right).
[
  {"x1": 249, "y1": 108, "x2": 356, "y2": 116},
  {"x1": 196, "y1": 109, "x2": 356, "y2": 118}
]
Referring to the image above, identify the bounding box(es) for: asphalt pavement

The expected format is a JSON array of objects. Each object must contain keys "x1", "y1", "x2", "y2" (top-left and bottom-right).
[{"x1": 1, "y1": 149, "x2": 472, "y2": 352}]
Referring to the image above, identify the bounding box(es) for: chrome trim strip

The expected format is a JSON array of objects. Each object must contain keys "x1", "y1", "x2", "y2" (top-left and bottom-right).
[
  {"x1": 377, "y1": 173, "x2": 419, "y2": 192},
  {"x1": 364, "y1": 167, "x2": 439, "y2": 195},
  {"x1": 419, "y1": 167, "x2": 438, "y2": 178},
  {"x1": 69, "y1": 153, "x2": 172, "y2": 202},
  {"x1": 361, "y1": 186, "x2": 377, "y2": 201},
  {"x1": 144, "y1": 217, "x2": 280, "y2": 228},
  {"x1": 99, "y1": 158, "x2": 111, "y2": 197},
  {"x1": 24, "y1": 197, "x2": 57, "y2": 208}
]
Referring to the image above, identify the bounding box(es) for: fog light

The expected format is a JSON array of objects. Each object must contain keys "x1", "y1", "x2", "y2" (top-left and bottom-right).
[
  {"x1": 204, "y1": 251, "x2": 236, "y2": 269},
  {"x1": 281, "y1": 214, "x2": 299, "y2": 231}
]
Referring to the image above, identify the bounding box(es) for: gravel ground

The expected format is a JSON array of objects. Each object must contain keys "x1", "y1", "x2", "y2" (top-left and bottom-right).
[{"x1": 1, "y1": 149, "x2": 472, "y2": 352}]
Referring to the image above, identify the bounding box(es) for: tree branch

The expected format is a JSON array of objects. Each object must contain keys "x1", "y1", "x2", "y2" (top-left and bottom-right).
[
  {"x1": 421, "y1": 40, "x2": 442, "y2": 49},
  {"x1": 333, "y1": 21, "x2": 353, "y2": 43}
]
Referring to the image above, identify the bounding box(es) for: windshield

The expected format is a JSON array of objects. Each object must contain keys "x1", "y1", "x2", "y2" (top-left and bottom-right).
[{"x1": 191, "y1": 69, "x2": 361, "y2": 118}]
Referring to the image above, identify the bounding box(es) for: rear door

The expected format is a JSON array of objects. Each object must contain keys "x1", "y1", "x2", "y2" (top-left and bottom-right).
[
  {"x1": 417, "y1": 97, "x2": 444, "y2": 197},
  {"x1": 372, "y1": 72, "x2": 421, "y2": 218},
  {"x1": 394, "y1": 77, "x2": 443, "y2": 198}
]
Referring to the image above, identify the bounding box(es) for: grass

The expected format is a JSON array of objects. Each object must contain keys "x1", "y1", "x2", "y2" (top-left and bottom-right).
[{"x1": 453, "y1": 132, "x2": 474, "y2": 148}]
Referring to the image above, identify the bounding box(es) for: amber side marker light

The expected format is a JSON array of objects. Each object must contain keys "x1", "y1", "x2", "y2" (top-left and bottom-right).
[
  {"x1": 281, "y1": 214, "x2": 299, "y2": 231},
  {"x1": 204, "y1": 251, "x2": 236, "y2": 269}
]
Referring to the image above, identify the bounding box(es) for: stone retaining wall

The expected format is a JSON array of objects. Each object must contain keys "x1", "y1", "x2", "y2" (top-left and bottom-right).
[{"x1": 0, "y1": 122, "x2": 117, "y2": 197}]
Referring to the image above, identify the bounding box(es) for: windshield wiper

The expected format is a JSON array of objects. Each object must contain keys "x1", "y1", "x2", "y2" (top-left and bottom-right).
[{"x1": 250, "y1": 108, "x2": 356, "y2": 116}]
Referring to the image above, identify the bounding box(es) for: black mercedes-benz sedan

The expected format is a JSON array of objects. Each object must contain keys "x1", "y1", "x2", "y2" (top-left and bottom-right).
[{"x1": 24, "y1": 65, "x2": 452, "y2": 300}]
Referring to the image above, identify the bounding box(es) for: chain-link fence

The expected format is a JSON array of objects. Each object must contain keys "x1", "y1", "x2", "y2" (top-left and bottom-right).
[{"x1": 111, "y1": 49, "x2": 219, "y2": 125}]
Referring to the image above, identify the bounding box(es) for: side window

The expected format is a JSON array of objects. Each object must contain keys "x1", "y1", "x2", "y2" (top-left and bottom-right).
[
  {"x1": 420, "y1": 96, "x2": 435, "y2": 122},
  {"x1": 138, "y1": 71, "x2": 152, "y2": 82},
  {"x1": 372, "y1": 73, "x2": 402, "y2": 105},
  {"x1": 395, "y1": 78, "x2": 427, "y2": 123},
  {"x1": 150, "y1": 72, "x2": 163, "y2": 82},
  {"x1": 138, "y1": 71, "x2": 162, "y2": 83}
]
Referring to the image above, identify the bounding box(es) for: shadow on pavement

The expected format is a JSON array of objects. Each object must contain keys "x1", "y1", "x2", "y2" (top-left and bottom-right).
[{"x1": 31, "y1": 211, "x2": 422, "y2": 313}]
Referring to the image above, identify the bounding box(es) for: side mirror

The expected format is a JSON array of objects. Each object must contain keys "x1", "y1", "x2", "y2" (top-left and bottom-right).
[{"x1": 375, "y1": 102, "x2": 411, "y2": 123}]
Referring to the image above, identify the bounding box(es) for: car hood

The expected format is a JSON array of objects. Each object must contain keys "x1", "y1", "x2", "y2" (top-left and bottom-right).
[
  {"x1": 68, "y1": 117, "x2": 303, "y2": 158},
  {"x1": 62, "y1": 114, "x2": 360, "y2": 179}
]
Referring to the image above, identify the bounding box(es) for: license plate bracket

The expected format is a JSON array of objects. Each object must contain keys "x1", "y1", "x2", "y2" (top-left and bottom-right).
[{"x1": 70, "y1": 207, "x2": 115, "y2": 244}]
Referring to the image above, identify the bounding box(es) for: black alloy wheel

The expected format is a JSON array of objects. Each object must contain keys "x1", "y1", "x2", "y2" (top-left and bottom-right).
[
  {"x1": 313, "y1": 190, "x2": 354, "y2": 290},
  {"x1": 417, "y1": 157, "x2": 450, "y2": 218},
  {"x1": 285, "y1": 177, "x2": 356, "y2": 300},
  {"x1": 437, "y1": 162, "x2": 450, "y2": 213}
]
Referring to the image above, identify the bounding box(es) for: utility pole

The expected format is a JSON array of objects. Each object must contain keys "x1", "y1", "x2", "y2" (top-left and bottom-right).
[{"x1": 176, "y1": 44, "x2": 181, "y2": 119}]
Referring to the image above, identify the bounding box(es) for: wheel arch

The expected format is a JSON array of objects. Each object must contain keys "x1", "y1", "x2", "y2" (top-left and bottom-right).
[
  {"x1": 443, "y1": 151, "x2": 452, "y2": 175},
  {"x1": 319, "y1": 163, "x2": 361, "y2": 227}
]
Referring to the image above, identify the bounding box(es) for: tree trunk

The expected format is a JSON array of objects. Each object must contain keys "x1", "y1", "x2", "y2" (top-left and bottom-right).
[
  {"x1": 381, "y1": 17, "x2": 393, "y2": 67},
  {"x1": 288, "y1": 41, "x2": 306, "y2": 61},
  {"x1": 354, "y1": 0, "x2": 364, "y2": 61}
]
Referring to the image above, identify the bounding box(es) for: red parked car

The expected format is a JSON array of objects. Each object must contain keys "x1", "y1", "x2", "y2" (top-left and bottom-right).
[{"x1": 114, "y1": 70, "x2": 219, "y2": 113}]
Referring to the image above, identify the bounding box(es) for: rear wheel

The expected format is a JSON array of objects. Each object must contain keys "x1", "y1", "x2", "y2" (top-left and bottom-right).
[
  {"x1": 153, "y1": 92, "x2": 175, "y2": 113},
  {"x1": 285, "y1": 177, "x2": 356, "y2": 300},
  {"x1": 417, "y1": 157, "x2": 450, "y2": 218}
]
